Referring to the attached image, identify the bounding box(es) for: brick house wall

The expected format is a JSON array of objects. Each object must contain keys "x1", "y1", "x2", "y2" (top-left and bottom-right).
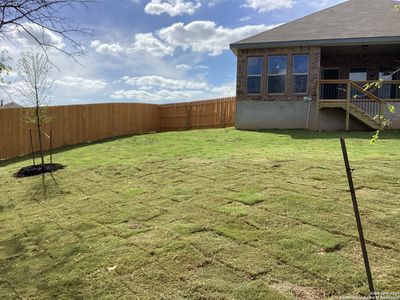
[{"x1": 236, "y1": 46, "x2": 321, "y2": 102}]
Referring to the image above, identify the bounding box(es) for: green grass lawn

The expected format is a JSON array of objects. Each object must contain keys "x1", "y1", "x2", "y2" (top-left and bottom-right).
[{"x1": 1, "y1": 128, "x2": 399, "y2": 299}]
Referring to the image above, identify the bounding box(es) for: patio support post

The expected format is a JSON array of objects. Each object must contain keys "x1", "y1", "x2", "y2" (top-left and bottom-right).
[
  {"x1": 315, "y1": 81, "x2": 320, "y2": 131},
  {"x1": 346, "y1": 81, "x2": 351, "y2": 131}
]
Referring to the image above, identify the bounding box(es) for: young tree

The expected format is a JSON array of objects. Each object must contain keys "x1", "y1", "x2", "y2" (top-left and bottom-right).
[{"x1": 18, "y1": 52, "x2": 54, "y2": 166}]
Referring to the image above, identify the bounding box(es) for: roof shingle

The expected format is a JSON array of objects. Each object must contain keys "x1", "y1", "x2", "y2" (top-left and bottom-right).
[{"x1": 231, "y1": 0, "x2": 400, "y2": 51}]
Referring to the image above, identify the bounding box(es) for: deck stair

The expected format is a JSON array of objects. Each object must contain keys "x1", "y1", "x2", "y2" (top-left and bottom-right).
[
  {"x1": 319, "y1": 101, "x2": 380, "y2": 129},
  {"x1": 317, "y1": 80, "x2": 385, "y2": 130}
]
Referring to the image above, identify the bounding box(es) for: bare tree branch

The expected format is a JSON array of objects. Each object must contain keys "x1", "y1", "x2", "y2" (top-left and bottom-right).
[{"x1": 0, "y1": 0, "x2": 96, "y2": 58}]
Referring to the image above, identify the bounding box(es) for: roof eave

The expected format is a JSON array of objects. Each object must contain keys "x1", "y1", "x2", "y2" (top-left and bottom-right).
[
  {"x1": 230, "y1": 46, "x2": 238, "y2": 56},
  {"x1": 230, "y1": 36, "x2": 400, "y2": 53}
]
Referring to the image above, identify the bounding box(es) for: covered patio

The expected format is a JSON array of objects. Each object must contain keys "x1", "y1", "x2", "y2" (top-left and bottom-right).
[{"x1": 316, "y1": 44, "x2": 400, "y2": 130}]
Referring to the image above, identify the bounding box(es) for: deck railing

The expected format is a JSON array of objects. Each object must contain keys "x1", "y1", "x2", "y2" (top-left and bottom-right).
[
  {"x1": 316, "y1": 80, "x2": 389, "y2": 130},
  {"x1": 318, "y1": 80, "x2": 400, "y2": 101},
  {"x1": 350, "y1": 80, "x2": 400, "y2": 101}
]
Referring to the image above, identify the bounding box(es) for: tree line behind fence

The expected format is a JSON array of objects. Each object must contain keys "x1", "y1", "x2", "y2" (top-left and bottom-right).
[{"x1": 0, "y1": 97, "x2": 236, "y2": 160}]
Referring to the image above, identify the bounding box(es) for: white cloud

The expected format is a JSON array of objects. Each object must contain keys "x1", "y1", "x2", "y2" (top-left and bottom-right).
[
  {"x1": 243, "y1": 0, "x2": 295, "y2": 12},
  {"x1": 130, "y1": 33, "x2": 174, "y2": 57},
  {"x1": 86, "y1": 21, "x2": 276, "y2": 58},
  {"x1": 88, "y1": 35, "x2": 173, "y2": 58},
  {"x1": 306, "y1": 0, "x2": 346, "y2": 8},
  {"x1": 110, "y1": 81, "x2": 234, "y2": 102},
  {"x1": 176, "y1": 64, "x2": 208, "y2": 71},
  {"x1": 158, "y1": 21, "x2": 275, "y2": 56},
  {"x1": 121, "y1": 75, "x2": 208, "y2": 90},
  {"x1": 145, "y1": 0, "x2": 202, "y2": 16},
  {"x1": 210, "y1": 82, "x2": 235, "y2": 96},
  {"x1": 0, "y1": 81, "x2": 23, "y2": 103},
  {"x1": 176, "y1": 64, "x2": 192, "y2": 71},
  {"x1": 111, "y1": 89, "x2": 203, "y2": 102},
  {"x1": 89, "y1": 34, "x2": 175, "y2": 58},
  {"x1": 8, "y1": 22, "x2": 65, "y2": 50},
  {"x1": 55, "y1": 76, "x2": 107, "y2": 91},
  {"x1": 90, "y1": 40, "x2": 124, "y2": 56},
  {"x1": 112, "y1": 74, "x2": 235, "y2": 103},
  {"x1": 194, "y1": 64, "x2": 208, "y2": 70},
  {"x1": 54, "y1": 76, "x2": 108, "y2": 98},
  {"x1": 207, "y1": 0, "x2": 225, "y2": 7}
]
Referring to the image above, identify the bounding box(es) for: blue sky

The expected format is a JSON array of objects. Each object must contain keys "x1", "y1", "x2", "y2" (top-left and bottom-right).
[{"x1": 2, "y1": 0, "x2": 347, "y2": 105}]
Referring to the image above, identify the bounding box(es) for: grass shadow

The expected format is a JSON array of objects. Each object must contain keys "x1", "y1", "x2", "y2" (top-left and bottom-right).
[
  {"x1": 243, "y1": 129, "x2": 400, "y2": 140},
  {"x1": 0, "y1": 132, "x2": 156, "y2": 167},
  {"x1": 0, "y1": 223, "x2": 85, "y2": 299},
  {"x1": 24, "y1": 173, "x2": 66, "y2": 202}
]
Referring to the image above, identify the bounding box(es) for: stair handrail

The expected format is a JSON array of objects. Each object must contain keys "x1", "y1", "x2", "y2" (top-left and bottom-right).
[
  {"x1": 349, "y1": 81, "x2": 384, "y2": 104},
  {"x1": 349, "y1": 80, "x2": 385, "y2": 122}
]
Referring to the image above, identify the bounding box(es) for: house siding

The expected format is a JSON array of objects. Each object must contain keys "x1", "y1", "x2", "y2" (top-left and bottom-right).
[{"x1": 236, "y1": 46, "x2": 321, "y2": 102}]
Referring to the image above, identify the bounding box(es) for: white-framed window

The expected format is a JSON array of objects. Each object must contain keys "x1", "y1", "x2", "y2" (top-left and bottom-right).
[
  {"x1": 349, "y1": 68, "x2": 367, "y2": 81},
  {"x1": 379, "y1": 68, "x2": 398, "y2": 99},
  {"x1": 292, "y1": 54, "x2": 309, "y2": 94},
  {"x1": 247, "y1": 56, "x2": 263, "y2": 94},
  {"x1": 268, "y1": 55, "x2": 287, "y2": 94}
]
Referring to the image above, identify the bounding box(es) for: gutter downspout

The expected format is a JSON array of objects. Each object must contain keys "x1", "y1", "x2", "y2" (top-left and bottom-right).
[{"x1": 304, "y1": 97, "x2": 312, "y2": 129}]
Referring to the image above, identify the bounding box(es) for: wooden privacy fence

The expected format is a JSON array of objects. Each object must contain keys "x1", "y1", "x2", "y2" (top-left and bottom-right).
[
  {"x1": 159, "y1": 97, "x2": 235, "y2": 131},
  {"x1": 0, "y1": 97, "x2": 236, "y2": 160}
]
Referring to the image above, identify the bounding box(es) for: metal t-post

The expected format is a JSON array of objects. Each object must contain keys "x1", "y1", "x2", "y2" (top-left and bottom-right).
[{"x1": 340, "y1": 138, "x2": 375, "y2": 300}]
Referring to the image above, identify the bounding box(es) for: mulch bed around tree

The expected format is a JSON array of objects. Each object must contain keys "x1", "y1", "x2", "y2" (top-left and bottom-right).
[{"x1": 14, "y1": 163, "x2": 65, "y2": 178}]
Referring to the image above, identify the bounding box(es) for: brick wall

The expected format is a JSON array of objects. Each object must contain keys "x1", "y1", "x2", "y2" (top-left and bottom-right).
[{"x1": 236, "y1": 46, "x2": 321, "y2": 101}]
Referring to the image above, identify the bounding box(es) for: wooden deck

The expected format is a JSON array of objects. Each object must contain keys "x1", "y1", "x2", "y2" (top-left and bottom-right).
[{"x1": 315, "y1": 80, "x2": 397, "y2": 130}]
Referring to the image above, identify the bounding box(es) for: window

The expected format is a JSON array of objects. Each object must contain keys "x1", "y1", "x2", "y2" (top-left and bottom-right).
[
  {"x1": 349, "y1": 68, "x2": 367, "y2": 81},
  {"x1": 268, "y1": 55, "x2": 287, "y2": 94},
  {"x1": 379, "y1": 68, "x2": 396, "y2": 80},
  {"x1": 349, "y1": 68, "x2": 367, "y2": 100},
  {"x1": 247, "y1": 57, "x2": 262, "y2": 94},
  {"x1": 379, "y1": 68, "x2": 398, "y2": 99},
  {"x1": 293, "y1": 55, "x2": 309, "y2": 93}
]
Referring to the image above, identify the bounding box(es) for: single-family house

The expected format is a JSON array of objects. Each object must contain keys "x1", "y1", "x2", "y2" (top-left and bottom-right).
[
  {"x1": 230, "y1": 0, "x2": 400, "y2": 130},
  {"x1": 0, "y1": 101, "x2": 23, "y2": 109}
]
